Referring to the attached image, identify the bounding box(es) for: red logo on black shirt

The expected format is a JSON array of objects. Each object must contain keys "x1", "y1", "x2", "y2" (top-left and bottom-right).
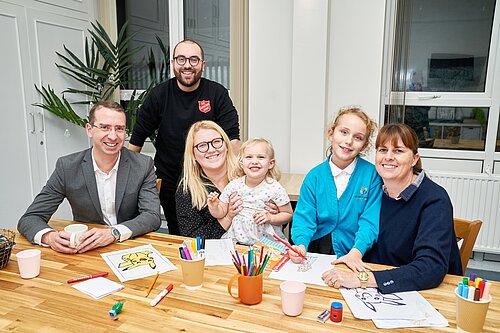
[{"x1": 198, "y1": 100, "x2": 211, "y2": 113}]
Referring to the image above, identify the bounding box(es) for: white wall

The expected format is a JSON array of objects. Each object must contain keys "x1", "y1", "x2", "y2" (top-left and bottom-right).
[
  {"x1": 248, "y1": 0, "x2": 293, "y2": 171},
  {"x1": 0, "y1": 0, "x2": 96, "y2": 228},
  {"x1": 249, "y1": 0, "x2": 386, "y2": 173}
]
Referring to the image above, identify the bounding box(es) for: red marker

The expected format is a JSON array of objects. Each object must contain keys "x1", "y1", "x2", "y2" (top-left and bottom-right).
[
  {"x1": 272, "y1": 253, "x2": 290, "y2": 272},
  {"x1": 150, "y1": 284, "x2": 174, "y2": 306},
  {"x1": 67, "y1": 272, "x2": 108, "y2": 284},
  {"x1": 272, "y1": 234, "x2": 308, "y2": 261}
]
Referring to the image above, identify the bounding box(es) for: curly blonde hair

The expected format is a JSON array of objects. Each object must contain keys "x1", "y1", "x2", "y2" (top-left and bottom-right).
[{"x1": 326, "y1": 105, "x2": 378, "y2": 156}]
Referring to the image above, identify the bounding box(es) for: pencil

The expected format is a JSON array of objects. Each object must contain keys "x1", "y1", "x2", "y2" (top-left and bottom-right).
[
  {"x1": 145, "y1": 271, "x2": 160, "y2": 297},
  {"x1": 272, "y1": 234, "x2": 308, "y2": 261}
]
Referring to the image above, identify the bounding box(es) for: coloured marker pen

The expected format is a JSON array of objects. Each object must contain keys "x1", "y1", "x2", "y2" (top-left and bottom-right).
[
  {"x1": 150, "y1": 284, "x2": 174, "y2": 306},
  {"x1": 67, "y1": 272, "x2": 108, "y2": 283},
  {"x1": 482, "y1": 281, "x2": 491, "y2": 300}
]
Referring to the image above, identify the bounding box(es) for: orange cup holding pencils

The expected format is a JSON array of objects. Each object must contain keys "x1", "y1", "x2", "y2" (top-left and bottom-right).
[
  {"x1": 227, "y1": 273, "x2": 263, "y2": 305},
  {"x1": 179, "y1": 256, "x2": 205, "y2": 290}
]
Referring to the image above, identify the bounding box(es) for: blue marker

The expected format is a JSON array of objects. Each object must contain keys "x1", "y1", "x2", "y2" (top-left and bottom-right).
[
  {"x1": 196, "y1": 236, "x2": 201, "y2": 251},
  {"x1": 462, "y1": 285, "x2": 469, "y2": 299},
  {"x1": 458, "y1": 282, "x2": 464, "y2": 296}
]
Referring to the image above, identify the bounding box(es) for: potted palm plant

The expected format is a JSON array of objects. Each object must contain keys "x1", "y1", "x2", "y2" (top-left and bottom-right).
[{"x1": 33, "y1": 21, "x2": 169, "y2": 139}]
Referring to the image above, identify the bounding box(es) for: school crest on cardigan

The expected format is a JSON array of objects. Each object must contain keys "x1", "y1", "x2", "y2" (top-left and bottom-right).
[{"x1": 198, "y1": 100, "x2": 211, "y2": 113}]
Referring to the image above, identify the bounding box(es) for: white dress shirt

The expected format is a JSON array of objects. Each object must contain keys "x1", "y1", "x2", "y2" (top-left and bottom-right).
[
  {"x1": 329, "y1": 157, "x2": 357, "y2": 199},
  {"x1": 34, "y1": 149, "x2": 132, "y2": 245}
]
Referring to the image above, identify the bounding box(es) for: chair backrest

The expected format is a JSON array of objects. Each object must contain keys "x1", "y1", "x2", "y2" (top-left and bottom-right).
[
  {"x1": 453, "y1": 218, "x2": 482, "y2": 273},
  {"x1": 156, "y1": 178, "x2": 162, "y2": 193}
]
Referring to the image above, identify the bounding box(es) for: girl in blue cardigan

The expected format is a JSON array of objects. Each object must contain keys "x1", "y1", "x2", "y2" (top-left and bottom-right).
[{"x1": 290, "y1": 106, "x2": 382, "y2": 272}]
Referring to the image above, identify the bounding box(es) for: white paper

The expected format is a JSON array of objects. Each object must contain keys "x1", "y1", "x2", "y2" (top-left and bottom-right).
[
  {"x1": 340, "y1": 287, "x2": 448, "y2": 328},
  {"x1": 268, "y1": 253, "x2": 336, "y2": 286},
  {"x1": 72, "y1": 277, "x2": 123, "y2": 299},
  {"x1": 204, "y1": 239, "x2": 235, "y2": 266},
  {"x1": 101, "y1": 244, "x2": 177, "y2": 282}
]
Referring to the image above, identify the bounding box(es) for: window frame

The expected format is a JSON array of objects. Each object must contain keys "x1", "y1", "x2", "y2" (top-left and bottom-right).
[{"x1": 381, "y1": 0, "x2": 500, "y2": 173}]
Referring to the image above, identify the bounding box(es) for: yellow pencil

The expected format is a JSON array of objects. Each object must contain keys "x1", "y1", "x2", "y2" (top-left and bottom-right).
[{"x1": 145, "y1": 271, "x2": 159, "y2": 297}]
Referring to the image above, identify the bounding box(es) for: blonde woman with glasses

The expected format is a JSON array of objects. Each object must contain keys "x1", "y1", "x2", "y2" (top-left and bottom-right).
[{"x1": 175, "y1": 121, "x2": 242, "y2": 238}]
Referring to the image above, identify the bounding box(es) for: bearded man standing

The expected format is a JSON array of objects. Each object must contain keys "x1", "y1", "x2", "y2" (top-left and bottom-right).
[{"x1": 128, "y1": 39, "x2": 240, "y2": 235}]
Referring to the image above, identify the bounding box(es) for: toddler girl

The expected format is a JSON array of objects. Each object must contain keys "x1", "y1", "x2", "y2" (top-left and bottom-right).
[{"x1": 208, "y1": 138, "x2": 293, "y2": 245}]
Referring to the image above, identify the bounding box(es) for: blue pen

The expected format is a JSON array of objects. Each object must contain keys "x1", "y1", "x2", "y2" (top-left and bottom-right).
[{"x1": 196, "y1": 236, "x2": 201, "y2": 251}]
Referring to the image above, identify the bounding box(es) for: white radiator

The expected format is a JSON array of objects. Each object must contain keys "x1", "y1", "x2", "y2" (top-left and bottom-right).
[{"x1": 430, "y1": 172, "x2": 500, "y2": 254}]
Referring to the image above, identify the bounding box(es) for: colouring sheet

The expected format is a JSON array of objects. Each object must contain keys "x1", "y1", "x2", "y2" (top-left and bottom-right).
[
  {"x1": 340, "y1": 287, "x2": 447, "y2": 327},
  {"x1": 204, "y1": 239, "x2": 235, "y2": 266},
  {"x1": 101, "y1": 244, "x2": 177, "y2": 282},
  {"x1": 268, "y1": 253, "x2": 336, "y2": 286}
]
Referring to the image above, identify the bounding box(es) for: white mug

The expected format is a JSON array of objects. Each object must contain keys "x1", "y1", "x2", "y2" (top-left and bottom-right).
[{"x1": 64, "y1": 224, "x2": 88, "y2": 248}]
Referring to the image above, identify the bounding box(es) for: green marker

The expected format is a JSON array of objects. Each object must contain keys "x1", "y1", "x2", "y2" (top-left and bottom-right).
[{"x1": 109, "y1": 301, "x2": 124, "y2": 318}]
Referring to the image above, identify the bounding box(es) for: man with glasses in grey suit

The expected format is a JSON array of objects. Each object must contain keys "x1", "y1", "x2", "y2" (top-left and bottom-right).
[{"x1": 18, "y1": 101, "x2": 161, "y2": 254}]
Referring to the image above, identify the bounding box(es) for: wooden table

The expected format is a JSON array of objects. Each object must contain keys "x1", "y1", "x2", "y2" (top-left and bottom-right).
[
  {"x1": 281, "y1": 173, "x2": 305, "y2": 202},
  {"x1": 1, "y1": 219, "x2": 499, "y2": 332}
]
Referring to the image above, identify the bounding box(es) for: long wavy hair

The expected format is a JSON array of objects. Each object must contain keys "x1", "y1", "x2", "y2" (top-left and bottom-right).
[
  {"x1": 236, "y1": 137, "x2": 281, "y2": 181},
  {"x1": 180, "y1": 120, "x2": 238, "y2": 209}
]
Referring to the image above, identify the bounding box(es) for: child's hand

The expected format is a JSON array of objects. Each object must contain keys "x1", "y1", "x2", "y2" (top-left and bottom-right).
[
  {"x1": 253, "y1": 211, "x2": 271, "y2": 225},
  {"x1": 207, "y1": 192, "x2": 220, "y2": 208},
  {"x1": 332, "y1": 248, "x2": 372, "y2": 272},
  {"x1": 289, "y1": 244, "x2": 306, "y2": 264}
]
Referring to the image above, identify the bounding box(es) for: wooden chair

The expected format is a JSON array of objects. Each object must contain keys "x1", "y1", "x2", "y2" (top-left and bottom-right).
[
  {"x1": 453, "y1": 218, "x2": 482, "y2": 273},
  {"x1": 156, "y1": 178, "x2": 162, "y2": 193}
]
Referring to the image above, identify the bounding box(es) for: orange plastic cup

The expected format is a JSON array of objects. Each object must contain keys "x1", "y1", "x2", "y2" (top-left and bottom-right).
[{"x1": 227, "y1": 273, "x2": 263, "y2": 305}]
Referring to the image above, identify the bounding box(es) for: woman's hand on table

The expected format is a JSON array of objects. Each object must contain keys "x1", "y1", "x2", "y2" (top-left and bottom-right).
[
  {"x1": 322, "y1": 268, "x2": 361, "y2": 289},
  {"x1": 289, "y1": 244, "x2": 307, "y2": 264},
  {"x1": 332, "y1": 248, "x2": 371, "y2": 272}
]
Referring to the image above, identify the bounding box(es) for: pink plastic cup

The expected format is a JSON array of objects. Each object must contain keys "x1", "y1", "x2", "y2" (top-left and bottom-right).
[
  {"x1": 280, "y1": 280, "x2": 306, "y2": 316},
  {"x1": 16, "y1": 249, "x2": 41, "y2": 279}
]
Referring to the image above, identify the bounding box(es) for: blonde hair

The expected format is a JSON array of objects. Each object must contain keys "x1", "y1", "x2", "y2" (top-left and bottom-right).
[
  {"x1": 180, "y1": 121, "x2": 238, "y2": 209},
  {"x1": 237, "y1": 137, "x2": 281, "y2": 181},
  {"x1": 326, "y1": 105, "x2": 378, "y2": 156}
]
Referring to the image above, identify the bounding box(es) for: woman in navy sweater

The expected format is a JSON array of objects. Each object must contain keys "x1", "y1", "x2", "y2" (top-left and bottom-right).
[{"x1": 322, "y1": 124, "x2": 462, "y2": 293}]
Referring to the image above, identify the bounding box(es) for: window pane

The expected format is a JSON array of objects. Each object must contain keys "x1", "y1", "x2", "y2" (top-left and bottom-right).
[
  {"x1": 117, "y1": 0, "x2": 171, "y2": 90},
  {"x1": 395, "y1": 0, "x2": 495, "y2": 92},
  {"x1": 184, "y1": 0, "x2": 230, "y2": 89},
  {"x1": 385, "y1": 105, "x2": 488, "y2": 151}
]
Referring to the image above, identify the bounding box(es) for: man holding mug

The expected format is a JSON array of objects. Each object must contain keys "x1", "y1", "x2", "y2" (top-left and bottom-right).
[{"x1": 18, "y1": 101, "x2": 161, "y2": 254}]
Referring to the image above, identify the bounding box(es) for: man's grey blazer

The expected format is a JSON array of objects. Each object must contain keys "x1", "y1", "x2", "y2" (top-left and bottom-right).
[{"x1": 18, "y1": 147, "x2": 161, "y2": 242}]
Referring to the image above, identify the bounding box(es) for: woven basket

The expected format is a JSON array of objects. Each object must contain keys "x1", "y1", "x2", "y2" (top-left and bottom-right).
[{"x1": 0, "y1": 229, "x2": 15, "y2": 269}]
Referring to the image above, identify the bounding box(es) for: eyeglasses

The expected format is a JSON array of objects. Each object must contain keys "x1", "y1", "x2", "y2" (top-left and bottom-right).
[
  {"x1": 173, "y1": 55, "x2": 202, "y2": 67},
  {"x1": 194, "y1": 137, "x2": 224, "y2": 153},
  {"x1": 91, "y1": 123, "x2": 126, "y2": 134}
]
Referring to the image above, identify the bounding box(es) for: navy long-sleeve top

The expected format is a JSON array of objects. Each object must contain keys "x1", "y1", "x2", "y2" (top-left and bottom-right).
[{"x1": 364, "y1": 171, "x2": 462, "y2": 293}]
